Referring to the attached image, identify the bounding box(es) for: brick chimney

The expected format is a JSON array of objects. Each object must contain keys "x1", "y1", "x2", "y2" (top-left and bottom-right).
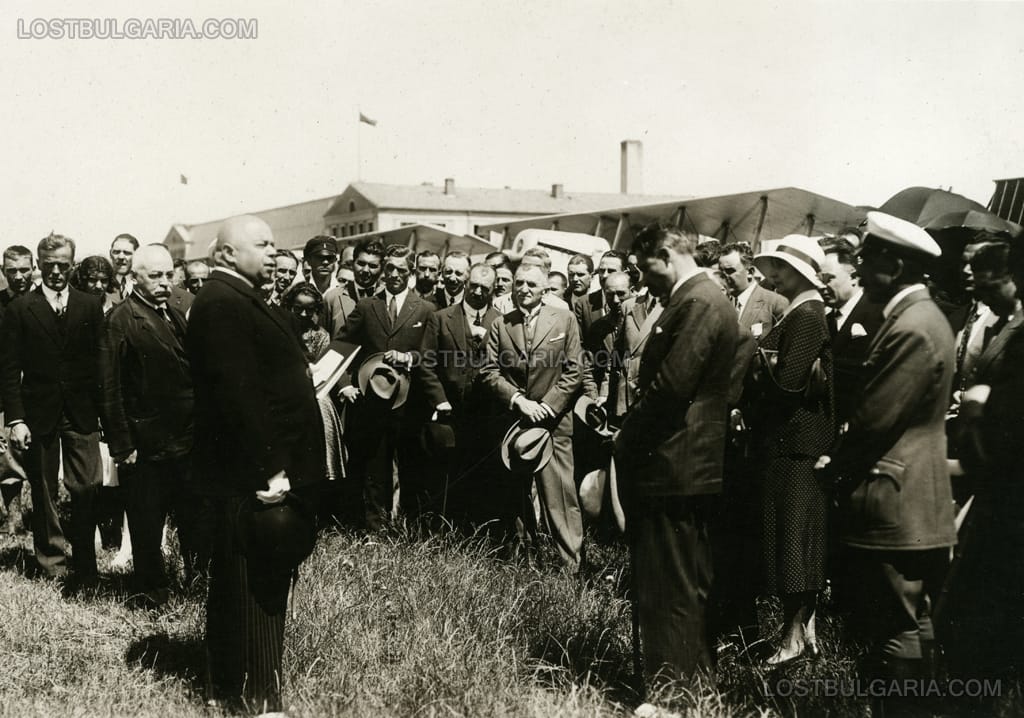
[
  {"x1": 620, "y1": 140, "x2": 643, "y2": 194},
  {"x1": 551, "y1": 183, "x2": 564, "y2": 199},
  {"x1": 444, "y1": 178, "x2": 455, "y2": 195}
]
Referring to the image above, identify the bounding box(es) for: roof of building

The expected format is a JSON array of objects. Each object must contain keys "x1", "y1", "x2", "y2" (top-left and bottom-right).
[
  {"x1": 325, "y1": 182, "x2": 684, "y2": 216},
  {"x1": 167, "y1": 194, "x2": 336, "y2": 258}
]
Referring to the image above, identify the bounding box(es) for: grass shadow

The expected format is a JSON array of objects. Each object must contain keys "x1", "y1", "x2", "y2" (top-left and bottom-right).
[{"x1": 125, "y1": 632, "x2": 207, "y2": 695}]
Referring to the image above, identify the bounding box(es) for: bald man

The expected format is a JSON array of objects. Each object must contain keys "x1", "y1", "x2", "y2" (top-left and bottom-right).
[
  {"x1": 186, "y1": 215, "x2": 323, "y2": 712},
  {"x1": 100, "y1": 244, "x2": 198, "y2": 605}
]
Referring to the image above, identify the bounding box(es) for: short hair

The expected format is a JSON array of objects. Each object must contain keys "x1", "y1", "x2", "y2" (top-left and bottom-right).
[
  {"x1": 548, "y1": 270, "x2": 568, "y2": 285},
  {"x1": 38, "y1": 232, "x2": 76, "y2": 258},
  {"x1": 721, "y1": 241, "x2": 754, "y2": 267},
  {"x1": 416, "y1": 249, "x2": 440, "y2": 264},
  {"x1": 567, "y1": 253, "x2": 594, "y2": 273},
  {"x1": 173, "y1": 258, "x2": 187, "y2": 270},
  {"x1": 69, "y1": 255, "x2": 114, "y2": 293},
  {"x1": 599, "y1": 250, "x2": 627, "y2": 268},
  {"x1": 384, "y1": 244, "x2": 412, "y2": 264},
  {"x1": 112, "y1": 233, "x2": 139, "y2": 250},
  {"x1": 275, "y1": 250, "x2": 299, "y2": 268},
  {"x1": 694, "y1": 239, "x2": 722, "y2": 268},
  {"x1": 820, "y1": 237, "x2": 858, "y2": 267},
  {"x1": 484, "y1": 251, "x2": 512, "y2": 270},
  {"x1": 282, "y1": 281, "x2": 325, "y2": 312},
  {"x1": 2, "y1": 245, "x2": 33, "y2": 265},
  {"x1": 353, "y1": 238, "x2": 386, "y2": 262},
  {"x1": 969, "y1": 242, "x2": 1011, "y2": 277},
  {"x1": 633, "y1": 222, "x2": 698, "y2": 259},
  {"x1": 444, "y1": 250, "x2": 470, "y2": 264},
  {"x1": 521, "y1": 247, "x2": 552, "y2": 272}
]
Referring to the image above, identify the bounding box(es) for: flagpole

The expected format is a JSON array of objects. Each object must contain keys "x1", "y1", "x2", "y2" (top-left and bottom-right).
[{"x1": 357, "y1": 108, "x2": 362, "y2": 181}]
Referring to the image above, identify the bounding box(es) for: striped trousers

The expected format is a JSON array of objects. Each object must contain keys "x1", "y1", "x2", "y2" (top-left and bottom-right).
[{"x1": 205, "y1": 495, "x2": 290, "y2": 713}]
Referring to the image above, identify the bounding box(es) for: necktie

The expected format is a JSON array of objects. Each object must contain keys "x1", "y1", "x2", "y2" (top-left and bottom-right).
[
  {"x1": 956, "y1": 302, "x2": 980, "y2": 392},
  {"x1": 524, "y1": 311, "x2": 537, "y2": 350},
  {"x1": 158, "y1": 305, "x2": 173, "y2": 324},
  {"x1": 54, "y1": 291, "x2": 65, "y2": 317},
  {"x1": 827, "y1": 309, "x2": 840, "y2": 337},
  {"x1": 388, "y1": 295, "x2": 398, "y2": 326},
  {"x1": 474, "y1": 311, "x2": 483, "y2": 327}
]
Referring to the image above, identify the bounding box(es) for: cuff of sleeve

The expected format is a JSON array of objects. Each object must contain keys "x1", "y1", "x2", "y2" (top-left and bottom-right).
[{"x1": 509, "y1": 392, "x2": 522, "y2": 410}]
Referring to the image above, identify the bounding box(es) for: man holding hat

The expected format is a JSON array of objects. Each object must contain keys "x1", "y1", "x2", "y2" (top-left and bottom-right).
[
  {"x1": 613, "y1": 222, "x2": 738, "y2": 692},
  {"x1": 338, "y1": 244, "x2": 435, "y2": 529},
  {"x1": 186, "y1": 215, "x2": 324, "y2": 713},
  {"x1": 303, "y1": 234, "x2": 340, "y2": 297},
  {"x1": 817, "y1": 211, "x2": 956, "y2": 716},
  {"x1": 480, "y1": 262, "x2": 584, "y2": 570}
]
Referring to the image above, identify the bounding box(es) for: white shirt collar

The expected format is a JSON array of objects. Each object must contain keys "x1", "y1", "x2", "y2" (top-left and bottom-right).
[
  {"x1": 462, "y1": 301, "x2": 487, "y2": 321},
  {"x1": 669, "y1": 265, "x2": 704, "y2": 298},
  {"x1": 212, "y1": 266, "x2": 254, "y2": 288},
  {"x1": 883, "y1": 283, "x2": 927, "y2": 319},
  {"x1": 40, "y1": 283, "x2": 67, "y2": 310},
  {"x1": 735, "y1": 281, "x2": 756, "y2": 311},
  {"x1": 384, "y1": 286, "x2": 409, "y2": 315},
  {"x1": 447, "y1": 289, "x2": 465, "y2": 305},
  {"x1": 782, "y1": 289, "x2": 824, "y2": 317},
  {"x1": 834, "y1": 289, "x2": 863, "y2": 330}
]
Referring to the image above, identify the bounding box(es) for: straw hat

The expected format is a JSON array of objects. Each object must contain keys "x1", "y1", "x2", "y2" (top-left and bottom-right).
[{"x1": 753, "y1": 234, "x2": 826, "y2": 288}]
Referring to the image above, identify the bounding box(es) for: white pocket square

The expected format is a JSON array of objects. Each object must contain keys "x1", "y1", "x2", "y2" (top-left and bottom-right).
[
  {"x1": 654, "y1": 326, "x2": 664, "y2": 335},
  {"x1": 751, "y1": 322, "x2": 764, "y2": 338},
  {"x1": 850, "y1": 322, "x2": 867, "y2": 338},
  {"x1": 412, "y1": 321, "x2": 423, "y2": 328},
  {"x1": 548, "y1": 332, "x2": 566, "y2": 342}
]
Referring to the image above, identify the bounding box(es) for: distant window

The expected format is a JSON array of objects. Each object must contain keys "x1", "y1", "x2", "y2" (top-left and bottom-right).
[
  {"x1": 340, "y1": 226, "x2": 347, "y2": 237},
  {"x1": 367, "y1": 220, "x2": 374, "y2": 232},
  {"x1": 473, "y1": 225, "x2": 481, "y2": 235},
  {"x1": 349, "y1": 200, "x2": 356, "y2": 213},
  {"x1": 349, "y1": 223, "x2": 356, "y2": 235},
  {"x1": 358, "y1": 222, "x2": 365, "y2": 234}
]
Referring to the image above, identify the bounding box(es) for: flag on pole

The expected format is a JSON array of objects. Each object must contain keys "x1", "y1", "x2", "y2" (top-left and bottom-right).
[
  {"x1": 180, "y1": 174, "x2": 188, "y2": 185},
  {"x1": 358, "y1": 112, "x2": 378, "y2": 127}
]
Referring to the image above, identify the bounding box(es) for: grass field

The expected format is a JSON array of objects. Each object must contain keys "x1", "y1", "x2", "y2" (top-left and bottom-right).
[{"x1": 0, "y1": 522, "x2": 1018, "y2": 717}]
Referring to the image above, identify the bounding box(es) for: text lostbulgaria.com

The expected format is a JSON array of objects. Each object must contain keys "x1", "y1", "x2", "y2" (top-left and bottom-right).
[{"x1": 16, "y1": 17, "x2": 258, "y2": 40}]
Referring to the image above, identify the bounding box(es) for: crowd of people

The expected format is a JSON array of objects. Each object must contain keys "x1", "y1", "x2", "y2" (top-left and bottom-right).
[{"x1": 0, "y1": 210, "x2": 1020, "y2": 716}]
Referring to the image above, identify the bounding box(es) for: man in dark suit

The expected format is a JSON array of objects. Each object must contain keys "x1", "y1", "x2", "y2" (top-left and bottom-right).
[
  {"x1": 410, "y1": 250, "x2": 441, "y2": 301},
  {"x1": 586, "y1": 271, "x2": 632, "y2": 423},
  {"x1": 818, "y1": 212, "x2": 956, "y2": 717},
  {"x1": 480, "y1": 263, "x2": 584, "y2": 570},
  {"x1": 432, "y1": 250, "x2": 470, "y2": 309},
  {"x1": 110, "y1": 233, "x2": 138, "y2": 303},
  {"x1": 719, "y1": 241, "x2": 788, "y2": 339},
  {"x1": 347, "y1": 237, "x2": 385, "y2": 301},
  {"x1": 187, "y1": 215, "x2": 323, "y2": 713},
  {"x1": 100, "y1": 244, "x2": 199, "y2": 605},
  {"x1": 418, "y1": 263, "x2": 500, "y2": 523},
  {"x1": 566, "y1": 253, "x2": 595, "y2": 306},
  {"x1": 573, "y1": 250, "x2": 627, "y2": 339},
  {"x1": 819, "y1": 239, "x2": 885, "y2": 425},
  {"x1": 339, "y1": 244, "x2": 436, "y2": 528},
  {"x1": 0, "y1": 245, "x2": 34, "y2": 533},
  {"x1": 613, "y1": 223, "x2": 739, "y2": 691},
  {"x1": 0, "y1": 233, "x2": 105, "y2": 584}
]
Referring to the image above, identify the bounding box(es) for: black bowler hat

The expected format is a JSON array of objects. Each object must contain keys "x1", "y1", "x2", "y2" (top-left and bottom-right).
[
  {"x1": 236, "y1": 493, "x2": 317, "y2": 577},
  {"x1": 303, "y1": 235, "x2": 339, "y2": 259}
]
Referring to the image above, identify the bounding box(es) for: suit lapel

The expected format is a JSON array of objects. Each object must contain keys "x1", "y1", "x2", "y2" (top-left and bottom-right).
[
  {"x1": 447, "y1": 306, "x2": 469, "y2": 352},
  {"x1": 27, "y1": 290, "x2": 61, "y2": 346},
  {"x1": 973, "y1": 314, "x2": 1023, "y2": 381},
  {"x1": 506, "y1": 309, "x2": 527, "y2": 354},
  {"x1": 531, "y1": 306, "x2": 557, "y2": 349},
  {"x1": 866, "y1": 288, "x2": 930, "y2": 357},
  {"x1": 390, "y1": 293, "x2": 421, "y2": 334}
]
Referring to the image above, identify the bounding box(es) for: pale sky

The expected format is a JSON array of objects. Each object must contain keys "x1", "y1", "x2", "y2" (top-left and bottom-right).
[{"x1": 2, "y1": 0, "x2": 1024, "y2": 257}]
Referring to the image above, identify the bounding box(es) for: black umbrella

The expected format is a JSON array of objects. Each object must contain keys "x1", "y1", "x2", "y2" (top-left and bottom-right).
[
  {"x1": 923, "y1": 209, "x2": 1022, "y2": 239},
  {"x1": 879, "y1": 187, "x2": 989, "y2": 226}
]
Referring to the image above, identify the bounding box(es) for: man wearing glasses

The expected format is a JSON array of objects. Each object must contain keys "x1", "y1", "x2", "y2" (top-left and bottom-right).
[
  {"x1": 302, "y1": 235, "x2": 340, "y2": 296},
  {"x1": 0, "y1": 233, "x2": 106, "y2": 589}
]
